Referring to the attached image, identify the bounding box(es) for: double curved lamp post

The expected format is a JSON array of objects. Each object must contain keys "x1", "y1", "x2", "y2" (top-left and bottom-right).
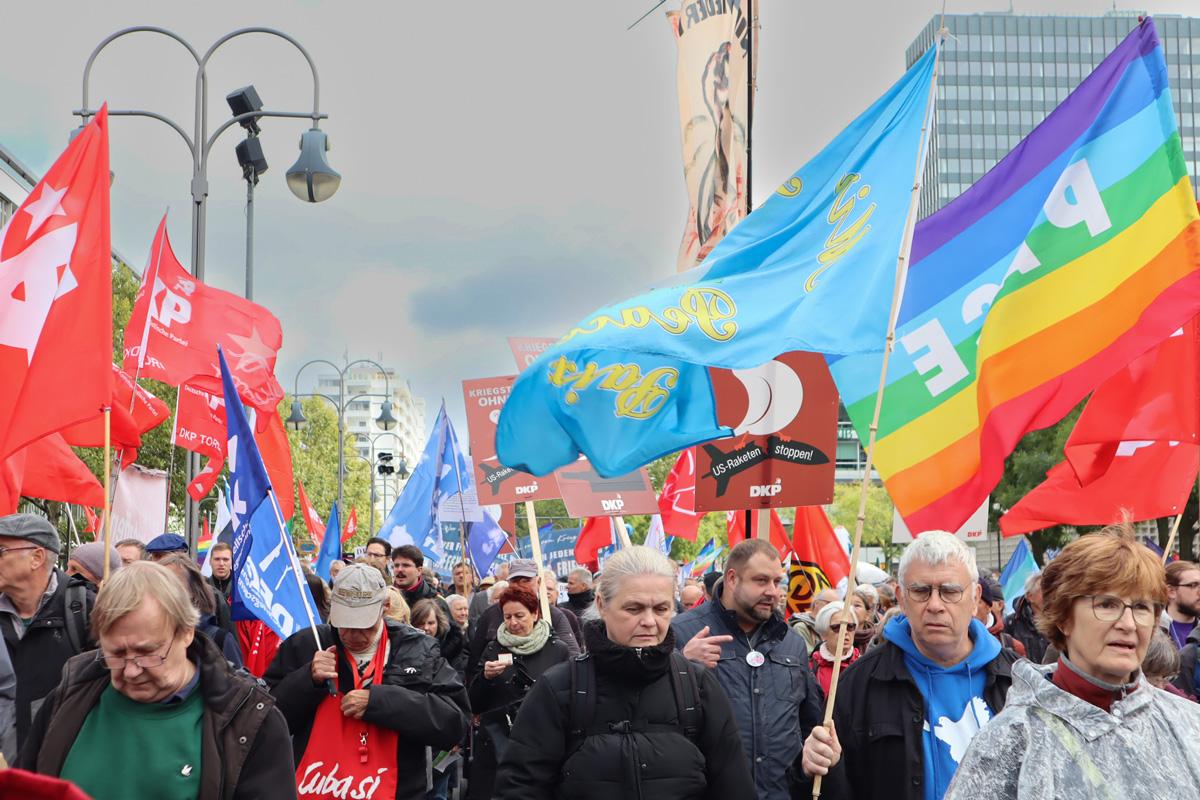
[
  {"x1": 288, "y1": 359, "x2": 398, "y2": 527},
  {"x1": 355, "y1": 431, "x2": 410, "y2": 536},
  {"x1": 75, "y1": 26, "x2": 340, "y2": 544}
]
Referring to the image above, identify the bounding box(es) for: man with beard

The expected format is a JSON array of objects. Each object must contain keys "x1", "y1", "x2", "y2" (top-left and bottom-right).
[
  {"x1": 672, "y1": 539, "x2": 822, "y2": 800},
  {"x1": 1166, "y1": 560, "x2": 1200, "y2": 649}
]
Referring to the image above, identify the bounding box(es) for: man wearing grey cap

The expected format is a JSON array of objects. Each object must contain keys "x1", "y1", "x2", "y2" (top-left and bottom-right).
[
  {"x1": 265, "y1": 563, "x2": 470, "y2": 799},
  {"x1": 466, "y1": 558, "x2": 580, "y2": 679},
  {"x1": 0, "y1": 514, "x2": 96, "y2": 752}
]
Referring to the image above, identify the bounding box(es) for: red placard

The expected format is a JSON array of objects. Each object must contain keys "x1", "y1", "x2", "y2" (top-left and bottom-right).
[
  {"x1": 693, "y1": 351, "x2": 837, "y2": 512},
  {"x1": 508, "y1": 337, "x2": 557, "y2": 373},
  {"x1": 554, "y1": 460, "x2": 659, "y2": 518},
  {"x1": 462, "y1": 376, "x2": 561, "y2": 504}
]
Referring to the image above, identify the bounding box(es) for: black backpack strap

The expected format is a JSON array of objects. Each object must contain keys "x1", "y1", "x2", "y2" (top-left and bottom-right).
[
  {"x1": 64, "y1": 582, "x2": 90, "y2": 656},
  {"x1": 667, "y1": 651, "x2": 702, "y2": 741},
  {"x1": 567, "y1": 654, "x2": 595, "y2": 737}
]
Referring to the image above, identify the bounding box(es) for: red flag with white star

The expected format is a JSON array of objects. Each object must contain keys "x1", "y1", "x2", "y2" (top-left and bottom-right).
[
  {"x1": 122, "y1": 213, "x2": 284, "y2": 414},
  {"x1": 0, "y1": 107, "x2": 112, "y2": 459},
  {"x1": 342, "y1": 506, "x2": 358, "y2": 542}
]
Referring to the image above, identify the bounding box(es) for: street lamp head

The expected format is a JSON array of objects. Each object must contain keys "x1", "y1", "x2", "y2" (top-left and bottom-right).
[
  {"x1": 286, "y1": 128, "x2": 340, "y2": 202},
  {"x1": 226, "y1": 85, "x2": 264, "y2": 135},
  {"x1": 375, "y1": 401, "x2": 397, "y2": 432},
  {"x1": 286, "y1": 399, "x2": 307, "y2": 432}
]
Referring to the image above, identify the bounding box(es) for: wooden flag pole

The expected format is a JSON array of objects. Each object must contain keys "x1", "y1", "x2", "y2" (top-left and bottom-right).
[
  {"x1": 813, "y1": 30, "x2": 943, "y2": 800},
  {"x1": 1161, "y1": 467, "x2": 1199, "y2": 564},
  {"x1": 755, "y1": 508, "x2": 770, "y2": 540},
  {"x1": 523, "y1": 500, "x2": 553, "y2": 621},
  {"x1": 613, "y1": 515, "x2": 633, "y2": 548},
  {"x1": 102, "y1": 408, "x2": 113, "y2": 582}
]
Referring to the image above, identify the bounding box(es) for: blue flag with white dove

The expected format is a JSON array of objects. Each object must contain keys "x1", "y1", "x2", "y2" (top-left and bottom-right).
[
  {"x1": 379, "y1": 403, "x2": 478, "y2": 563},
  {"x1": 467, "y1": 509, "x2": 509, "y2": 578},
  {"x1": 497, "y1": 44, "x2": 938, "y2": 477},
  {"x1": 220, "y1": 348, "x2": 319, "y2": 639}
]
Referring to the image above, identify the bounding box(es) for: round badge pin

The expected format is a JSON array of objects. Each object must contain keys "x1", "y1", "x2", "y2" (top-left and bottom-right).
[{"x1": 746, "y1": 650, "x2": 765, "y2": 668}]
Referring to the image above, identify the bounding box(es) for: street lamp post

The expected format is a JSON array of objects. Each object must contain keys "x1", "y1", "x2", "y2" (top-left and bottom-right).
[
  {"x1": 288, "y1": 359, "x2": 398, "y2": 521},
  {"x1": 74, "y1": 26, "x2": 341, "y2": 546},
  {"x1": 355, "y1": 431, "x2": 409, "y2": 536}
]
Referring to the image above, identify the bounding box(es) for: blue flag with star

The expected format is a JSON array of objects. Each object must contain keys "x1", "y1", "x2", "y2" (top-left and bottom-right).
[
  {"x1": 497, "y1": 44, "x2": 938, "y2": 477},
  {"x1": 379, "y1": 402, "x2": 476, "y2": 563},
  {"x1": 220, "y1": 348, "x2": 319, "y2": 639}
]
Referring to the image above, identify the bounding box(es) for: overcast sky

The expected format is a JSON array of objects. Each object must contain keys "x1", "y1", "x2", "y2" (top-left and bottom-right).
[{"x1": 2, "y1": 0, "x2": 1196, "y2": 436}]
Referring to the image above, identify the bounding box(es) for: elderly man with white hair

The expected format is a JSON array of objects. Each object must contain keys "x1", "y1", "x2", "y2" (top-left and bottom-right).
[{"x1": 797, "y1": 531, "x2": 1020, "y2": 800}]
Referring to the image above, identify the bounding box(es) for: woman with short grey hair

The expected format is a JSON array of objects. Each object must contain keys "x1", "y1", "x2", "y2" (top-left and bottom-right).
[{"x1": 495, "y1": 546, "x2": 755, "y2": 799}]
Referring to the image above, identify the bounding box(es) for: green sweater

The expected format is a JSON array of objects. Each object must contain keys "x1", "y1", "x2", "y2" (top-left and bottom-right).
[{"x1": 60, "y1": 684, "x2": 204, "y2": 800}]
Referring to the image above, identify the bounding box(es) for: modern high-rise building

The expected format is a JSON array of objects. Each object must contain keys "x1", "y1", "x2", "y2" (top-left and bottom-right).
[
  {"x1": 0, "y1": 141, "x2": 37, "y2": 226},
  {"x1": 907, "y1": 10, "x2": 1200, "y2": 218}
]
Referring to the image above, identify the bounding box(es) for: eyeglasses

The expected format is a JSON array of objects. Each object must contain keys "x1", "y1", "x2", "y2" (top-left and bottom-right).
[
  {"x1": 97, "y1": 640, "x2": 174, "y2": 671},
  {"x1": 905, "y1": 583, "x2": 965, "y2": 604},
  {"x1": 0, "y1": 545, "x2": 39, "y2": 558},
  {"x1": 829, "y1": 620, "x2": 858, "y2": 632},
  {"x1": 1085, "y1": 595, "x2": 1157, "y2": 627},
  {"x1": 1173, "y1": 581, "x2": 1200, "y2": 591}
]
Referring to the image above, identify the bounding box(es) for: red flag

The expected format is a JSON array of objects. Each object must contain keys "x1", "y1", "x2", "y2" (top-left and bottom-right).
[
  {"x1": 726, "y1": 509, "x2": 793, "y2": 560},
  {"x1": 175, "y1": 383, "x2": 227, "y2": 501},
  {"x1": 575, "y1": 516, "x2": 613, "y2": 570},
  {"x1": 342, "y1": 506, "x2": 359, "y2": 542},
  {"x1": 0, "y1": 433, "x2": 105, "y2": 514},
  {"x1": 298, "y1": 480, "x2": 325, "y2": 545},
  {"x1": 83, "y1": 506, "x2": 100, "y2": 534},
  {"x1": 791, "y1": 505, "x2": 851, "y2": 588},
  {"x1": 122, "y1": 214, "x2": 284, "y2": 414},
  {"x1": 658, "y1": 449, "x2": 702, "y2": 540},
  {"x1": 61, "y1": 364, "x2": 170, "y2": 468},
  {"x1": 1002, "y1": 319, "x2": 1200, "y2": 535},
  {"x1": 0, "y1": 107, "x2": 112, "y2": 459},
  {"x1": 254, "y1": 411, "x2": 294, "y2": 520}
]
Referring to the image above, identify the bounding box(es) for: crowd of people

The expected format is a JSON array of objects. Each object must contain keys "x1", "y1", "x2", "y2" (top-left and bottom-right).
[{"x1": 0, "y1": 512, "x2": 1199, "y2": 798}]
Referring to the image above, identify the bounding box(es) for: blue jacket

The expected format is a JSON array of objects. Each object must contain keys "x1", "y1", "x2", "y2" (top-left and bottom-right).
[{"x1": 672, "y1": 594, "x2": 822, "y2": 800}]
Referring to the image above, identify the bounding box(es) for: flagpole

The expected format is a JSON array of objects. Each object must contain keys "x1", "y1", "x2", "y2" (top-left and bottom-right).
[
  {"x1": 612, "y1": 515, "x2": 632, "y2": 548},
  {"x1": 266, "y1": 487, "x2": 325, "y2": 651},
  {"x1": 812, "y1": 31, "x2": 944, "y2": 800},
  {"x1": 448, "y1": 446, "x2": 476, "y2": 593},
  {"x1": 129, "y1": 215, "x2": 170, "y2": 397},
  {"x1": 102, "y1": 408, "x2": 113, "y2": 582},
  {"x1": 755, "y1": 508, "x2": 769, "y2": 541},
  {"x1": 163, "y1": 382, "x2": 185, "y2": 533},
  {"x1": 523, "y1": 500, "x2": 552, "y2": 621}
]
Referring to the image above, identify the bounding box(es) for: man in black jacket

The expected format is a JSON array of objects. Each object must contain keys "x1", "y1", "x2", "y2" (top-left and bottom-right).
[
  {"x1": 558, "y1": 568, "x2": 595, "y2": 617},
  {"x1": 799, "y1": 532, "x2": 1018, "y2": 800},
  {"x1": 392, "y1": 544, "x2": 467, "y2": 666},
  {"x1": 0, "y1": 515, "x2": 95, "y2": 752},
  {"x1": 1004, "y1": 572, "x2": 1048, "y2": 663},
  {"x1": 266, "y1": 563, "x2": 470, "y2": 799}
]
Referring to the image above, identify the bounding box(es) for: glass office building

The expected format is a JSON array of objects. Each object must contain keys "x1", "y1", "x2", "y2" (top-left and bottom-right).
[{"x1": 907, "y1": 11, "x2": 1200, "y2": 218}]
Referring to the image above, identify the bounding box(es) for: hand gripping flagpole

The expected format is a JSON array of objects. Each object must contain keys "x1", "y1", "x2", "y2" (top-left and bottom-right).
[{"x1": 812, "y1": 31, "x2": 944, "y2": 800}]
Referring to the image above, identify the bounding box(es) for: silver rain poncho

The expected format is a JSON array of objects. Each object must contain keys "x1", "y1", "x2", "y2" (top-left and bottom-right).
[{"x1": 945, "y1": 659, "x2": 1200, "y2": 800}]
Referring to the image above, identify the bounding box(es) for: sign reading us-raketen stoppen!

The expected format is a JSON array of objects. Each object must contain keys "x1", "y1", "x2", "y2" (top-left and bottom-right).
[
  {"x1": 693, "y1": 351, "x2": 838, "y2": 512},
  {"x1": 463, "y1": 375, "x2": 562, "y2": 504}
]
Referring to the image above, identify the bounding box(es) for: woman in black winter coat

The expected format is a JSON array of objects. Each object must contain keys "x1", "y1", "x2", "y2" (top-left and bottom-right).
[
  {"x1": 467, "y1": 586, "x2": 569, "y2": 800},
  {"x1": 494, "y1": 546, "x2": 754, "y2": 800}
]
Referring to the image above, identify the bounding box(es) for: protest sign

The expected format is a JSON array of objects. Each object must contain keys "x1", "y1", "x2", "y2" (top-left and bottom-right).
[{"x1": 462, "y1": 375, "x2": 560, "y2": 503}]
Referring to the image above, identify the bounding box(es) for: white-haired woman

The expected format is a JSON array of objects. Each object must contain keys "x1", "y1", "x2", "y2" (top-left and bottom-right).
[
  {"x1": 809, "y1": 601, "x2": 861, "y2": 698},
  {"x1": 493, "y1": 546, "x2": 754, "y2": 799}
]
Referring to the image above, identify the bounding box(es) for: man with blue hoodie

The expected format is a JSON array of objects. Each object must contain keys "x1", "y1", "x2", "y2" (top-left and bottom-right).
[{"x1": 797, "y1": 531, "x2": 1018, "y2": 800}]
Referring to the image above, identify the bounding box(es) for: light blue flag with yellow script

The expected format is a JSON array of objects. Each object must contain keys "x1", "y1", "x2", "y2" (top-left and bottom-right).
[{"x1": 498, "y1": 45, "x2": 939, "y2": 477}]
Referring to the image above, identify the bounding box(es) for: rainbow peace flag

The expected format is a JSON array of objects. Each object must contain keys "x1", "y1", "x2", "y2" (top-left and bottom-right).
[
  {"x1": 832, "y1": 18, "x2": 1200, "y2": 533},
  {"x1": 688, "y1": 538, "x2": 722, "y2": 578}
]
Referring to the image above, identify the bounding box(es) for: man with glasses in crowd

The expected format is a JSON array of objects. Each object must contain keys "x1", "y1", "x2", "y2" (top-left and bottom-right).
[
  {"x1": 1165, "y1": 560, "x2": 1200, "y2": 650},
  {"x1": 798, "y1": 531, "x2": 1018, "y2": 800},
  {"x1": 0, "y1": 515, "x2": 97, "y2": 753}
]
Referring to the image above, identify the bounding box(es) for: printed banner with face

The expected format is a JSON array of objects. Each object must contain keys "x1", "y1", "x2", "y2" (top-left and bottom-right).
[
  {"x1": 463, "y1": 376, "x2": 561, "y2": 504},
  {"x1": 694, "y1": 351, "x2": 837, "y2": 512},
  {"x1": 667, "y1": 0, "x2": 757, "y2": 270}
]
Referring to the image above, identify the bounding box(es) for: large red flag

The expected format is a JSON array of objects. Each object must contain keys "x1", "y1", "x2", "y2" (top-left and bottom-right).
[
  {"x1": 298, "y1": 480, "x2": 325, "y2": 544},
  {"x1": 790, "y1": 505, "x2": 851, "y2": 589},
  {"x1": 575, "y1": 516, "x2": 613, "y2": 570},
  {"x1": 0, "y1": 107, "x2": 112, "y2": 459},
  {"x1": 726, "y1": 509, "x2": 794, "y2": 559},
  {"x1": 83, "y1": 505, "x2": 100, "y2": 534},
  {"x1": 1001, "y1": 319, "x2": 1200, "y2": 535},
  {"x1": 176, "y1": 382, "x2": 227, "y2": 501},
  {"x1": 0, "y1": 433, "x2": 106, "y2": 514},
  {"x1": 122, "y1": 214, "x2": 284, "y2": 414},
  {"x1": 658, "y1": 449, "x2": 703, "y2": 540},
  {"x1": 342, "y1": 506, "x2": 358, "y2": 542},
  {"x1": 254, "y1": 411, "x2": 295, "y2": 520}
]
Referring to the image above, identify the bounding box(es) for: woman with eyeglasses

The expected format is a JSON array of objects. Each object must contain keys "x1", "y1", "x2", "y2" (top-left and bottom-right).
[
  {"x1": 809, "y1": 601, "x2": 861, "y2": 698},
  {"x1": 946, "y1": 524, "x2": 1200, "y2": 799}
]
